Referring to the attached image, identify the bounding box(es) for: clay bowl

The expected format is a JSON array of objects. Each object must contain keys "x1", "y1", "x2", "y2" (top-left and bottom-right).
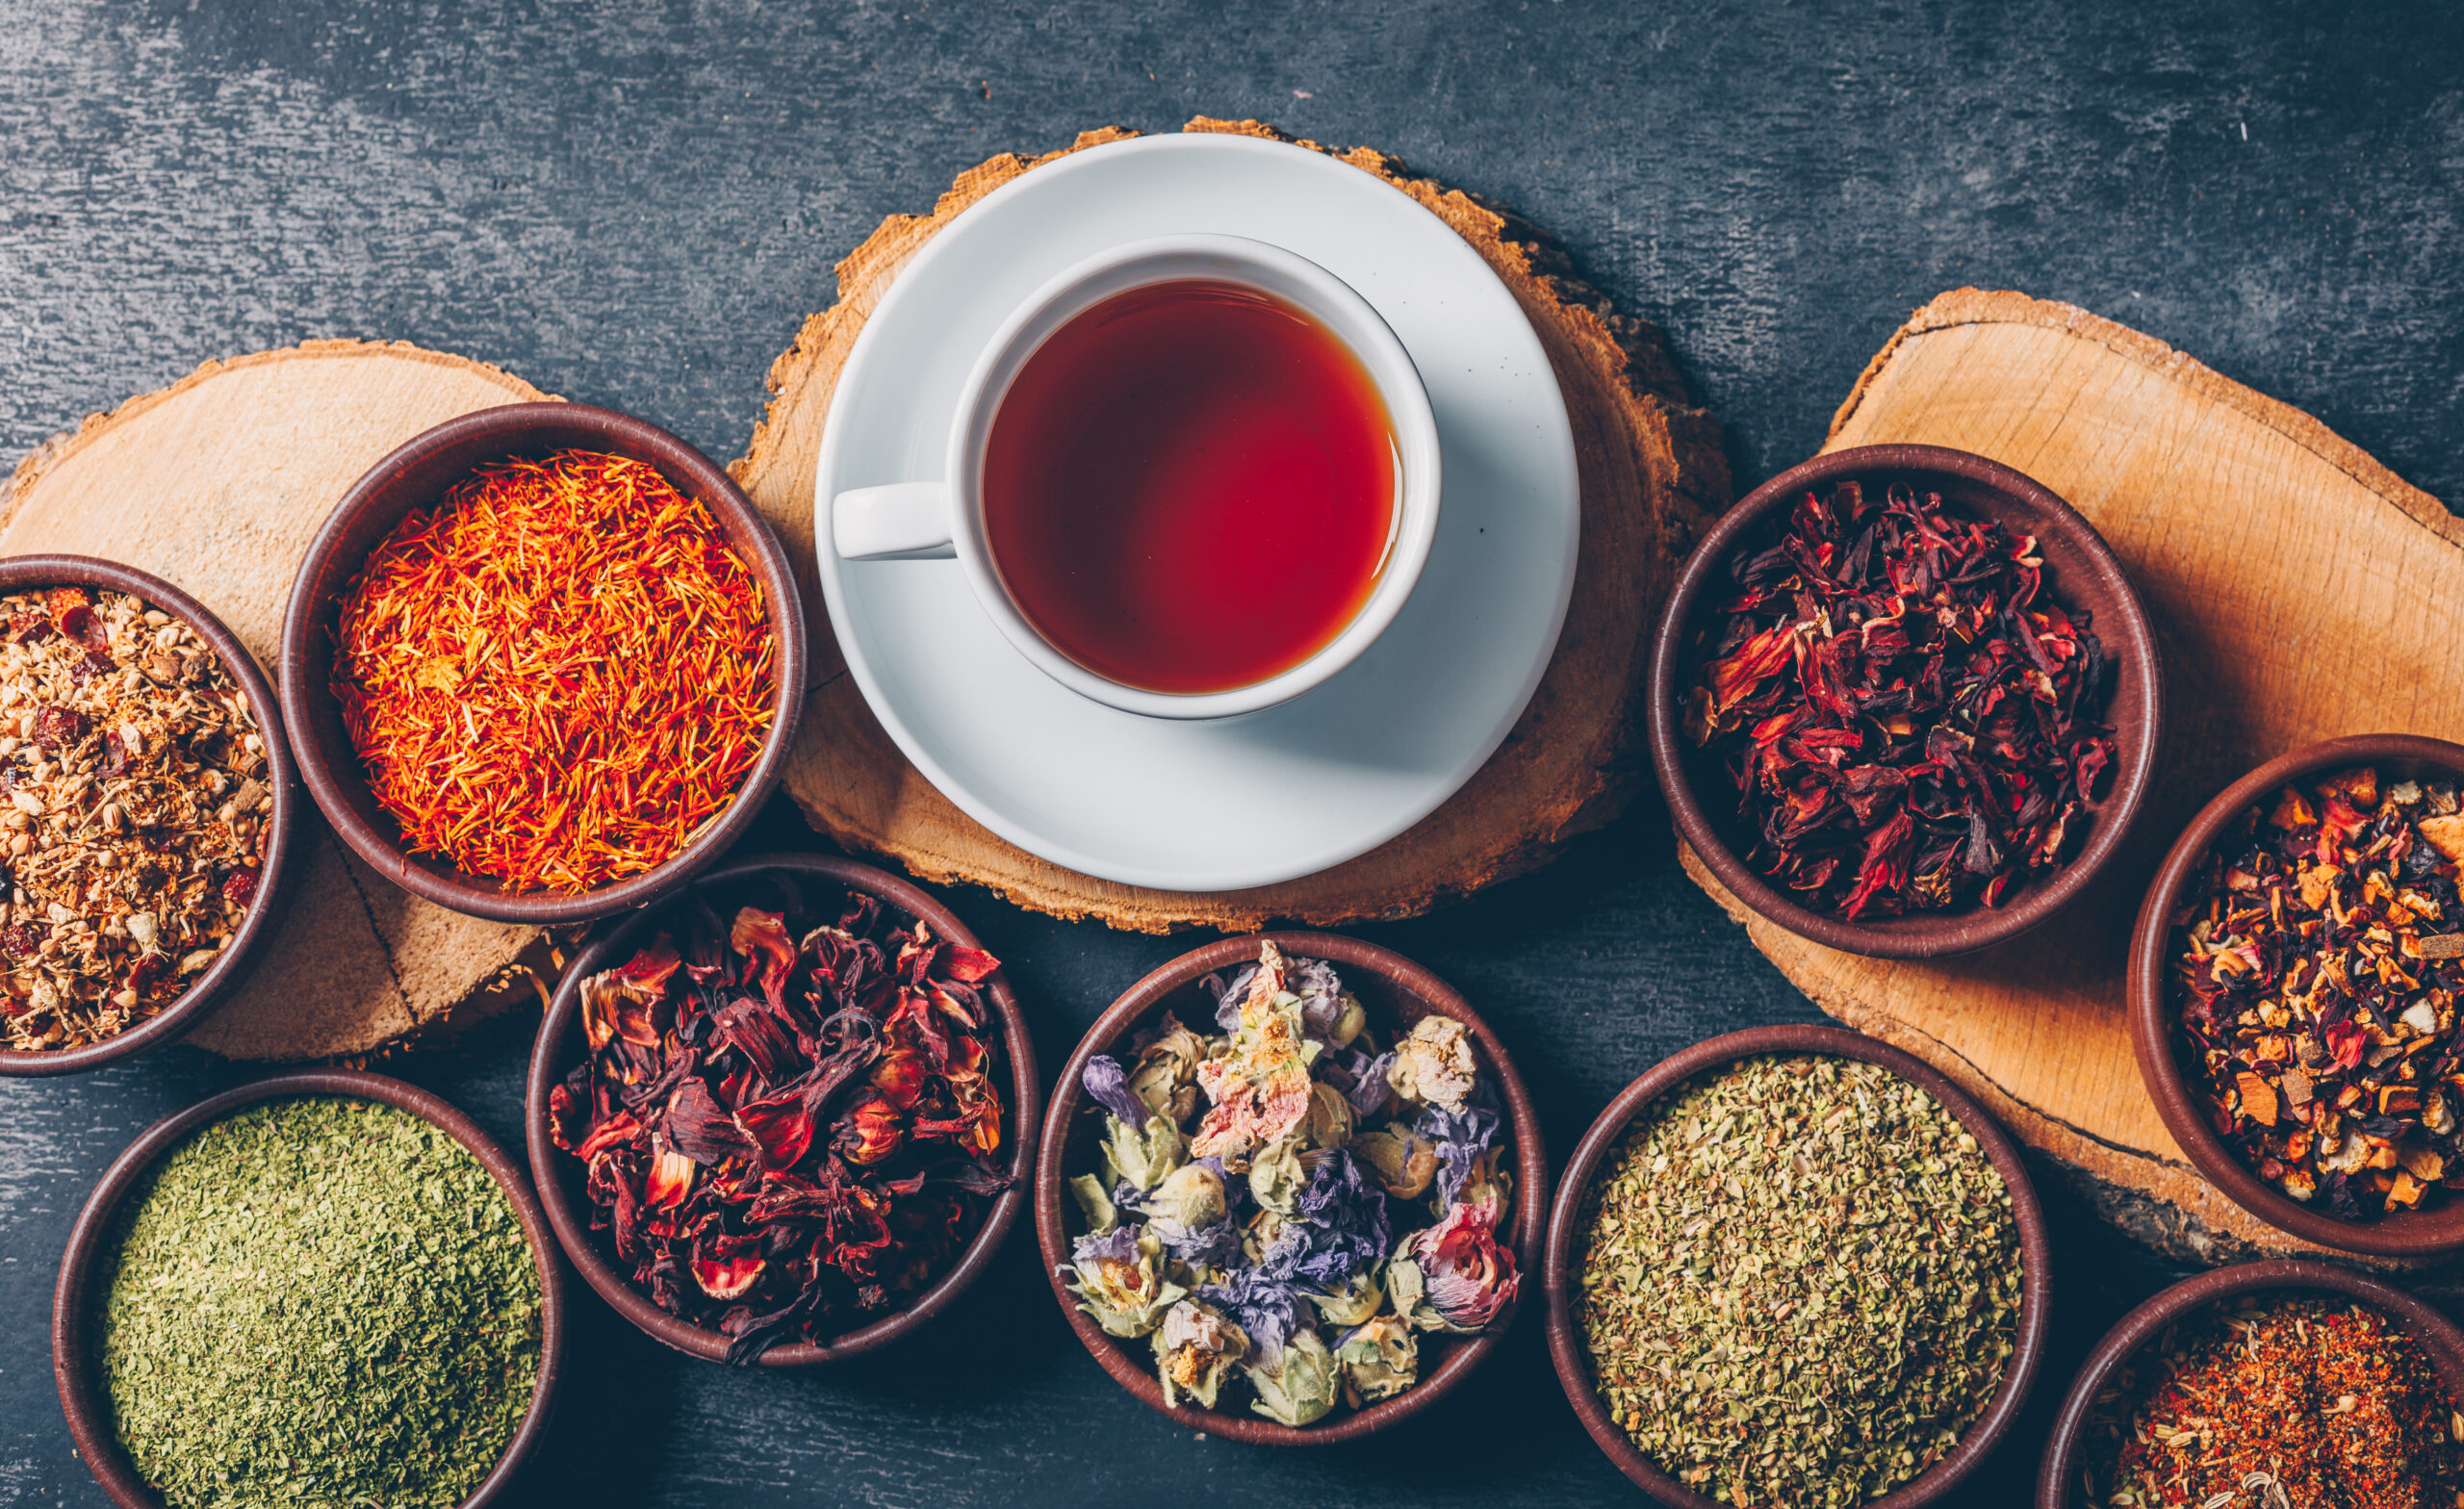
[
  {"x1": 0, "y1": 555, "x2": 297, "y2": 1075},
  {"x1": 1646, "y1": 443, "x2": 2163, "y2": 959},
  {"x1": 2128, "y1": 732, "x2": 2464, "y2": 1258},
  {"x1": 1035, "y1": 931, "x2": 1546, "y2": 1445},
  {"x1": 1544, "y1": 1023, "x2": 2053, "y2": 1508},
  {"x1": 2036, "y1": 1259, "x2": 2464, "y2": 1508},
  {"x1": 526, "y1": 852, "x2": 1039, "y2": 1366},
  {"x1": 53, "y1": 1067, "x2": 567, "y2": 1509},
  {"x1": 279, "y1": 401, "x2": 808, "y2": 926}
]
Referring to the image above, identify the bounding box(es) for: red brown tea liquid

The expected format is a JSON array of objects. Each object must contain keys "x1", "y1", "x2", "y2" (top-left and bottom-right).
[{"x1": 982, "y1": 279, "x2": 1399, "y2": 695}]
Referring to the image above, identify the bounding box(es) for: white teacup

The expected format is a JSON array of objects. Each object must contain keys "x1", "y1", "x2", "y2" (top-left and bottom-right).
[{"x1": 830, "y1": 233, "x2": 1442, "y2": 722}]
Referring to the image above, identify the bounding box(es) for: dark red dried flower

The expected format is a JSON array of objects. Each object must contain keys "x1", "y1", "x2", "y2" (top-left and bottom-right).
[
  {"x1": 552, "y1": 881, "x2": 1011, "y2": 1363},
  {"x1": 1685, "y1": 479, "x2": 2119, "y2": 919}
]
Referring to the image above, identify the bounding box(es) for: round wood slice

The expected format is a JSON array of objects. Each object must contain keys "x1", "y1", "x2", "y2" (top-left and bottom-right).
[
  {"x1": 1680, "y1": 288, "x2": 2464, "y2": 1266},
  {"x1": 732, "y1": 117, "x2": 1731, "y2": 933},
  {"x1": 2, "y1": 342, "x2": 559, "y2": 1061}
]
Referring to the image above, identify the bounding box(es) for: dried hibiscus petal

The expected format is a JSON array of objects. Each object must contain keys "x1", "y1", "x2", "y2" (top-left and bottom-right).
[{"x1": 556, "y1": 875, "x2": 1012, "y2": 1363}]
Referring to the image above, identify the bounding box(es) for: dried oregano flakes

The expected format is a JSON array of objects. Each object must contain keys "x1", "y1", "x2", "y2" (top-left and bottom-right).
[
  {"x1": 1570, "y1": 1053, "x2": 2023, "y2": 1509},
  {"x1": 94, "y1": 1095, "x2": 542, "y2": 1509}
]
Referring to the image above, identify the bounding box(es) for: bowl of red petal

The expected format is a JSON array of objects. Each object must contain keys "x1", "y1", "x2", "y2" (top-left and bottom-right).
[
  {"x1": 525, "y1": 853, "x2": 1039, "y2": 1365},
  {"x1": 1647, "y1": 443, "x2": 2163, "y2": 959},
  {"x1": 281, "y1": 402, "x2": 807, "y2": 926},
  {"x1": 2129, "y1": 733, "x2": 2464, "y2": 1258},
  {"x1": 1034, "y1": 933, "x2": 1544, "y2": 1445},
  {"x1": 2036, "y1": 1259, "x2": 2464, "y2": 1509}
]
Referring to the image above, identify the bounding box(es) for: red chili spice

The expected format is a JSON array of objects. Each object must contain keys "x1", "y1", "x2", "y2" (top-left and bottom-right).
[
  {"x1": 547, "y1": 877, "x2": 1011, "y2": 1363},
  {"x1": 330, "y1": 448, "x2": 774, "y2": 894},
  {"x1": 2088, "y1": 1294, "x2": 2464, "y2": 1509},
  {"x1": 1684, "y1": 479, "x2": 2118, "y2": 919},
  {"x1": 2172, "y1": 766, "x2": 2464, "y2": 1218}
]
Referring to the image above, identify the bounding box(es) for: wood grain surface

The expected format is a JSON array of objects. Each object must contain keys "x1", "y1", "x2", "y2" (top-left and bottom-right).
[
  {"x1": 1681, "y1": 288, "x2": 2464, "y2": 1262},
  {"x1": 0, "y1": 342, "x2": 559, "y2": 1060},
  {"x1": 731, "y1": 117, "x2": 1731, "y2": 934}
]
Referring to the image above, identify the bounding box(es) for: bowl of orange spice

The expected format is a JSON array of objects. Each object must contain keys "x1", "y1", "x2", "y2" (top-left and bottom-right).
[{"x1": 281, "y1": 403, "x2": 807, "y2": 925}]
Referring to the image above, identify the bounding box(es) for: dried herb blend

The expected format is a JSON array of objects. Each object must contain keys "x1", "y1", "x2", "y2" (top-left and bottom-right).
[
  {"x1": 0, "y1": 586, "x2": 269, "y2": 1051},
  {"x1": 549, "y1": 875, "x2": 1011, "y2": 1363},
  {"x1": 332, "y1": 448, "x2": 775, "y2": 894},
  {"x1": 1684, "y1": 479, "x2": 2118, "y2": 919},
  {"x1": 2171, "y1": 766, "x2": 2464, "y2": 1218},
  {"x1": 96, "y1": 1096, "x2": 541, "y2": 1509},
  {"x1": 1060, "y1": 941, "x2": 1519, "y2": 1425},
  {"x1": 1571, "y1": 1054, "x2": 2021, "y2": 1507},
  {"x1": 2080, "y1": 1293, "x2": 2464, "y2": 1509}
]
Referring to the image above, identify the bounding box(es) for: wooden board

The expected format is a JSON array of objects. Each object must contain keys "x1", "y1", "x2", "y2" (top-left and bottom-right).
[
  {"x1": 3, "y1": 342, "x2": 559, "y2": 1061},
  {"x1": 732, "y1": 117, "x2": 1730, "y2": 934},
  {"x1": 1681, "y1": 288, "x2": 2464, "y2": 1263}
]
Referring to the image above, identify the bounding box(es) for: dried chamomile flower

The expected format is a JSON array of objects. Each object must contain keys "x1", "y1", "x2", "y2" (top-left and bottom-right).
[
  {"x1": 1336, "y1": 1314, "x2": 1420, "y2": 1406},
  {"x1": 1099, "y1": 1109, "x2": 1185, "y2": 1192},
  {"x1": 1352, "y1": 1121, "x2": 1439, "y2": 1200},
  {"x1": 1245, "y1": 1326, "x2": 1340, "y2": 1427},
  {"x1": 1155, "y1": 1298, "x2": 1249, "y2": 1409},
  {"x1": 1387, "y1": 1015, "x2": 1477, "y2": 1113},
  {"x1": 1064, "y1": 1226, "x2": 1184, "y2": 1339}
]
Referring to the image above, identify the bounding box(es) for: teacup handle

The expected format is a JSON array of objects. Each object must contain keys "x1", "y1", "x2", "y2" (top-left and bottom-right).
[{"x1": 832, "y1": 483, "x2": 957, "y2": 560}]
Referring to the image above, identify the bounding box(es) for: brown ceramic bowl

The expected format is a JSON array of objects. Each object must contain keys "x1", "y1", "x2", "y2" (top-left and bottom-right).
[
  {"x1": 2128, "y1": 732, "x2": 2464, "y2": 1258},
  {"x1": 0, "y1": 555, "x2": 297, "y2": 1075},
  {"x1": 1544, "y1": 1023, "x2": 2052, "y2": 1507},
  {"x1": 1646, "y1": 443, "x2": 2163, "y2": 959},
  {"x1": 279, "y1": 401, "x2": 808, "y2": 926},
  {"x1": 525, "y1": 852, "x2": 1039, "y2": 1366},
  {"x1": 2036, "y1": 1259, "x2": 2464, "y2": 1508},
  {"x1": 1035, "y1": 932, "x2": 1547, "y2": 1445},
  {"x1": 53, "y1": 1068, "x2": 566, "y2": 1509}
]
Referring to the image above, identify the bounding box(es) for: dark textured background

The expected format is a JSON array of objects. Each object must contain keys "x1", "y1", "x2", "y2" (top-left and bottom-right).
[{"x1": 3, "y1": 2, "x2": 2459, "y2": 1504}]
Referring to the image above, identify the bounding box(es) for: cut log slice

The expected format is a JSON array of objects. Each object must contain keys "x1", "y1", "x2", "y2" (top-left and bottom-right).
[
  {"x1": 1681, "y1": 289, "x2": 2464, "y2": 1264},
  {"x1": 3, "y1": 341, "x2": 556, "y2": 1060},
  {"x1": 731, "y1": 117, "x2": 1731, "y2": 934}
]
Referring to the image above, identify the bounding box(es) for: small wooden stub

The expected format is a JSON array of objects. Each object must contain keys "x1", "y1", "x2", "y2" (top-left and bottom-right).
[
  {"x1": 1681, "y1": 289, "x2": 2464, "y2": 1263},
  {"x1": 2, "y1": 342, "x2": 556, "y2": 1060},
  {"x1": 731, "y1": 117, "x2": 1731, "y2": 934}
]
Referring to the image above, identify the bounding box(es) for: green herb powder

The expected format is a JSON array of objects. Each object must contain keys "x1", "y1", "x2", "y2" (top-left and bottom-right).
[
  {"x1": 1571, "y1": 1054, "x2": 2022, "y2": 1508},
  {"x1": 96, "y1": 1096, "x2": 542, "y2": 1509}
]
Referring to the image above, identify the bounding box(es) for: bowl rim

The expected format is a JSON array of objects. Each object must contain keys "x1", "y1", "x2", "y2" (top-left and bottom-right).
[
  {"x1": 278, "y1": 400, "x2": 808, "y2": 926},
  {"x1": 1542, "y1": 1022, "x2": 2053, "y2": 1508},
  {"x1": 1031, "y1": 930, "x2": 1549, "y2": 1446},
  {"x1": 0, "y1": 554, "x2": 298, "y2": 1076},
  {"x1": 2125, "y1": 731, "x2": 2464, "y2": 1257},
  {"x1": 1645, "y1": 442, "x2": 2165, "y2": 959},
  {"x1": 523, "y1": 851, "x2": 1040, "y2": 1366},
  {"x1": 51, "y1": 1067, "x2": 568, "y2": 1509},
  {"x1": 2033, "y1": 1258, "x2": 2464, "y2": 1509}
]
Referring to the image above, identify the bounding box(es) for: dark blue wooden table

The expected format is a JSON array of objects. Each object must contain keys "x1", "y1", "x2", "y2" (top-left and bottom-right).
[{"x1": 5, "y1": 3, "x2": 2459, "y2": 1503}]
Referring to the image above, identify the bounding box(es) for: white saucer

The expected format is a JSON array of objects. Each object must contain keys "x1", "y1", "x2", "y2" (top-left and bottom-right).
[{"x1": 813, "y1": 133, "x2": 1579, "y2": 893}]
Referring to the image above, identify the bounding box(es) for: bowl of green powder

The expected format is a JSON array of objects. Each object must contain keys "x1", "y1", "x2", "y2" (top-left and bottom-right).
[
  {"x1": 1543, "y1": 1024, "x2": 2052, "y2": 1509},
  {"x1": 52, "y1": 1069, "x2": 562, "y2": 1509}
]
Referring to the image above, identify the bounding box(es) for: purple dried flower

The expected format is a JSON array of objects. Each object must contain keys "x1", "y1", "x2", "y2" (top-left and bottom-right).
[
  {"x1": 1342, "y1": 1050, "x2": 1398, "y2": 1117},
  {"x1": 1082, "y1": 1053, "x2": 1147, "y2": 1127},
  {"x1": 1259, "y1": 1150, "x2": 1392, "y2": 1292},
  {"x1": 1198, "y1": 1265, "x2": 1306, "y2": 1370},
  {"x1": 1071, "y1": 1225, "x2": 1142, "y2": 1266},
  {"x1": 1416, "y1": 1103, "x2": 1502, "y2": 1208},
  {"x1": 1201, "y1": 963, "x2": 1260, "y2": 1030}
]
